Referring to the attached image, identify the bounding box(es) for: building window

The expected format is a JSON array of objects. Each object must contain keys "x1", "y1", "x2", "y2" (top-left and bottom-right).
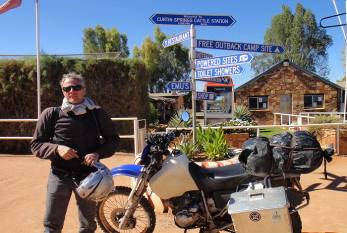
[
  {"x1": 248, "y1": 96, "x2": 268, "y2": 110},
  {"x1": 304, "y1": 94, "x2": 324, "y2": 108}
]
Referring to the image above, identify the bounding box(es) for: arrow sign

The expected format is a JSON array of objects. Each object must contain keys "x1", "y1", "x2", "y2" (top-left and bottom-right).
[
  {"x1": 195, "y1": 53, "x2": 253, "y2": 69},
  {"x1": 196, "y1": 51, "x2": 213, "y2": 59},
  {"x1": 162, "y1": 31, "x2": 190, "y2": 48},
  {"x1": 197, "y1": 39, "x2": 285, "y2": 54},
  {"x1": 196, "y1": 77, "x2": 232, "y2": 84},
  {"x1": 195, "y1": 65, "x2": 243, "y2": 79},
  {"x1": 166, "y1": 81, "x2": 191, "y2": 91},
  {"x1": 149, "y1": 14, "x2": 236, "y2": 27},
  {"x1": 196, "y1": 92, "x2": 215, "y2": 100}
]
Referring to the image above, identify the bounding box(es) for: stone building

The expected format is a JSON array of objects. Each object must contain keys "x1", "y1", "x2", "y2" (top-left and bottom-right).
[{"x1": 235, "y1": 60, "x2": 343, "y2": 125}]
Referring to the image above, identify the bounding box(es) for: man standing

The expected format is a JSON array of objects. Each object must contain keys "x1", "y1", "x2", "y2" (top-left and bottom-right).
[{"x1": 31, "y1": 72, "x2": 119, "y2": 233}]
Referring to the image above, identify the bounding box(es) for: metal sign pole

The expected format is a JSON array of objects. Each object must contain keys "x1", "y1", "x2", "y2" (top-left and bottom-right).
[
  {"x1": 190, "y1": 24, "x2": 197, "y2": 143},
  {"x1": 345, "y1": 0, "x2": 347, "y2": 123},
  {"x1": 35, "y1": 0, "x2": 41, "y2": 118},
  {"x1": 231, "y1": 85, "x2": 235, "y2": 119}
]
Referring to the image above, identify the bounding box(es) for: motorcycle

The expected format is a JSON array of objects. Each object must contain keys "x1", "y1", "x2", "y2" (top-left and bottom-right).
[{"x1": 96, "y1": 112, "x2": 311, "y2": 233}]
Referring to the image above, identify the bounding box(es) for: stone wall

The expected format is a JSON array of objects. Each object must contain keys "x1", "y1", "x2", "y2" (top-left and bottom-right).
[{"x1": 235, "y1": 64, "x2": 340, "y2": 125}]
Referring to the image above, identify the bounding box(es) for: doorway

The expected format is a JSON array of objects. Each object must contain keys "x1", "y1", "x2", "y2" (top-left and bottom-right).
[{"x1": 280, "y1": 95, "x2": 292, "y2": 124}]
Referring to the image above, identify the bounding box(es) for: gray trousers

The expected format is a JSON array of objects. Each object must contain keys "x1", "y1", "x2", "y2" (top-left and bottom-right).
[{"x1": 43, "y1": 170, "x2": 97, "y2": 233}]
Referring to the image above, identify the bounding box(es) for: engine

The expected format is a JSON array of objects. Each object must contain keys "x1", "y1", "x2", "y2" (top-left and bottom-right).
[{"x1": 167, "y1": 192, "x2": 207, "y2": 228}]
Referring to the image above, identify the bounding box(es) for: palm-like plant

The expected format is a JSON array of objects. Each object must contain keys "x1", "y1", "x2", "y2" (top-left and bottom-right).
[
  {"x1": 234, "y1": 105, "x2": 252, "y2": 122},
  {"x1": 167, "y1": 110, "x2": 192, "y2": 127}
]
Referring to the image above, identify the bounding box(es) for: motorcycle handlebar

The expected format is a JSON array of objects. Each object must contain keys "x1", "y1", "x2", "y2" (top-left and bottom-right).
[{"x1": 139, "y1": 131, "x2": 178, "y2": 166}]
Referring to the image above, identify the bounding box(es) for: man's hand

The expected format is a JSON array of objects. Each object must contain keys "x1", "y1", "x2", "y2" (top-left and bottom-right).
[
  {"x1": 57, "y1": 145, "x2": 79, "y2": 160},
  {"x1": 84, "y1": 153, "x2": 99, "y2": 166}
]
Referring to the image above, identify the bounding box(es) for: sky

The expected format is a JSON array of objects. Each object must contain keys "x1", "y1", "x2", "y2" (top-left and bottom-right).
[{"x1": 0, "y1": 0, "x2": 346, "y2": 89}]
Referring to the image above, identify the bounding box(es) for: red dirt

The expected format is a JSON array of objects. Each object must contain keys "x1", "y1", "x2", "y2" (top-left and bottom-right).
[{"x1": 0, "y1": 153, "x2": 346, "y2": 233}]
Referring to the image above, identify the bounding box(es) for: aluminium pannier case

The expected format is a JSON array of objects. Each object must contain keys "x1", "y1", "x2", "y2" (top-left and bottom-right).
[{"x1": 228, "y1": 187, "x2": 293, "y2": 233}]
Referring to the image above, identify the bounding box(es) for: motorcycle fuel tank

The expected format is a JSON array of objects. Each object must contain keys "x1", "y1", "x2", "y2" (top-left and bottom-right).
[{"x1": 149, "y1": 152, "x2": 199, "y2": 200}]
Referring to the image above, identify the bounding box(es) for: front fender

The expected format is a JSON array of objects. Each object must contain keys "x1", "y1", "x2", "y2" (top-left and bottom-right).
[{"x1": 111, "y1": 164, "x2": 143, "y2": 178}]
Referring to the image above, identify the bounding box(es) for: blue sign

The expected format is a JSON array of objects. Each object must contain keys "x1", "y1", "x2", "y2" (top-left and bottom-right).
[
  {"x1": 195, "y1": 65, "x2": 243, "y2": 79},
  {"x1": 197, "y1": 39, "x2": 285, "y2": 54},
  {"x1": 149, "y1": 14, "x2": 236, "y2": 27},
  {"x1": 195, "y1": 53, "x2": 253, "y2": 69},
  {"x1": 196, "y1": 77, "x2": 232, "y2": 84},
  {"x1": 162, "y1": 31, "x2": 190, "y2": 48},
  {"x1": 196, "y1": 50, "x2": 213, "y2": 59},
  {"x1": 166, "y1": 81, "x2": 191, "y2": 91},
  {"x1": 196, "y1": 92, "x2": 215, "y2": 100}
]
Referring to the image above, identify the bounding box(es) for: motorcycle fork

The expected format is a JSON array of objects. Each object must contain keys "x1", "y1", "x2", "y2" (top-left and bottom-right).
[
  {"x1": 200, "y1": 191, "x2": 217, "y2": 231},
  {"x1": 118, "y1": 171, "x2": 149, "y2": 229}
]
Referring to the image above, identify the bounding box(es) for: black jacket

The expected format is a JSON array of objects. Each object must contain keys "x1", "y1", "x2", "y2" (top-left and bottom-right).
[{"x1": 31, "y1": 107, "x2": 119, "y2": 173}]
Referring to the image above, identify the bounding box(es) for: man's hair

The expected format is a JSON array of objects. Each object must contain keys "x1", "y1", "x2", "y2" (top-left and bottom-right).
[{"x1": 60, "y1": 72, "x2": 86, "y2": 87}]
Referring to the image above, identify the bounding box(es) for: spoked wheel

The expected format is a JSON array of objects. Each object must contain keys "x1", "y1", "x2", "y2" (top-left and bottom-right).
[{"x1": 97, "y1": 186, "x2": 156, "y2": 233}]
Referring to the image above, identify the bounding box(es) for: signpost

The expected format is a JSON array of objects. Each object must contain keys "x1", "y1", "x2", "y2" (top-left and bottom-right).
[
  {"x1": 166, "y1": 81, "x2": 191, "y2": 91},
  {"x1": 197, "y1": 39, "x2": 285, "y2": 53},
  {"x1": 196, "y1": 92, "x2": 215, "y2": 100},
  {"x1": 149, "y1": 14, "x2": 236, "y2": 27},
  {"x1": 162, "y1": 31, "x2": 191, "y2": 48},
  {"x1": 196, "y1": 65, "x2": 243, "y2": 79},
  {"x1": 196, "y1": 76, "x2": 231, "y2": 84},
  {"x1": 195, "y1": 53, "x2": 253, "y2": 69},
  {"x1": 150, "y1": 13, "x2": 237, "y2": 143}
]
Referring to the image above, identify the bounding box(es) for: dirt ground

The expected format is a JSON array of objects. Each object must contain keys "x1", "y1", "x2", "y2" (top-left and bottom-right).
[{"x1": 0, "y1": 153, "x2": 346, "y2": 233}]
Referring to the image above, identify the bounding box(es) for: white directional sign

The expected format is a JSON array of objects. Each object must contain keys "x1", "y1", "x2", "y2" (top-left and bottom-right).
[
  {"x1": 162, "y1": 31, "x2": 191, "y2": 48},
  {"x1": 195, "y1": 65, "x2": 243, "y2": 79},
  {"x1": 196, "y1": 51, "x2": 213, "y2": 59},
  {"x1": 196, "y1": 39, "x2": 285, "y2": 54},
  {"x1": 195, "y1": 53, "x2": 253, "y2": 69},
  {"x1": 150, "y1": 14, "x2": 236, "y2": 27},
  {"x1": 196, "y1": 92, "x2": 215, "y2": 100},
  {"x1": 196, "y1": 76, "x2": 232, "y2": 84},
  {"x1": 166, "y1": 81, "x2": 191, "y2": 91}
]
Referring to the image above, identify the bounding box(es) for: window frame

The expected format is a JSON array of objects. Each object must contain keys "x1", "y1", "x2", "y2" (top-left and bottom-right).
[
  {"x1": 304, "y1": 94, "x2": 324, "y2": 109},
  {"x1": 248, "y1": 96, "x2": 269, "y2": 110}
]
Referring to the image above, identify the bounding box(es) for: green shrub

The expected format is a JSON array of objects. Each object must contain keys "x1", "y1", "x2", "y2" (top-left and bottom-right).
[
  {"x1": 216, "y1": 119, "x2": 256, "y2": 137},
  {"x1": 177, "y1": 133, "x2": 198, "y2": 159},
  {"x1": 148, "y1": 102, "x2": 159, "y2": 124},
  {"x1": 307, "y1": 115, "x2": 341, "y2": 138},
  {"x1": 0, "y1": 57, "x2": 150, "y2": 153},
  {"x1": 197, "y1": 126, "x2": 228, "y2": 161}
]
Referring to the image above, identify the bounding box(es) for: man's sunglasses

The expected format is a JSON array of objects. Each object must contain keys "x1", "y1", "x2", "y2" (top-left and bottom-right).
[{"x1": 62, "y1": 85, "x2": 83, "y2": 92}]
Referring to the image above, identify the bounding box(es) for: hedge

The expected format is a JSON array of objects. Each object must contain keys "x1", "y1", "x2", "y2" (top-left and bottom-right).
[{"x1": 0, "y1": 56, "x2": 149, "y2": 153}]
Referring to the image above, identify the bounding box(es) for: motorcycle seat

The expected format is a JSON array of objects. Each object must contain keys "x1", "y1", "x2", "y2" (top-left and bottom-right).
[{"x1": 189, "y1": 162, "x2": 255, "y2": 192}]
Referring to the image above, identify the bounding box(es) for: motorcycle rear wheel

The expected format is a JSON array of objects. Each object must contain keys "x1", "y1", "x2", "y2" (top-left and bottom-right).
[{"x1": 97, "y1": 186, "x2": 156, "y2": 233}]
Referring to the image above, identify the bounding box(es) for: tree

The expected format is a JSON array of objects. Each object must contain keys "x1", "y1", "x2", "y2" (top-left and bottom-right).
[
  {"x1": 134, "y1": 27, "x2": 190, "y2": 92},
  {"x1": 251, "y1": 4, "x2": 332, "y2": 77},
  {"x1": 83, "y1": 25, "x2": 129, "y2": 58}
]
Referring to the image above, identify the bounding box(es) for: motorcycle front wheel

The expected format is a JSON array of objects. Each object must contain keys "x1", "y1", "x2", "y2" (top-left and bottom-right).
[{"x1": 97, "y1": 186, "x2": 156, "y2": 233}]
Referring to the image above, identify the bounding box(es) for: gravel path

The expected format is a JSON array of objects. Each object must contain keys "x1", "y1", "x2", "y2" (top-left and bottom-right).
[{"x1": 0, "y1": 153, "x2": 346, "y2": 233}]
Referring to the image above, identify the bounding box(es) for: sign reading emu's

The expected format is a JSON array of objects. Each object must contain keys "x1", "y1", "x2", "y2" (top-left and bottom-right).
[
  {"x1": 150, "y1": 14, "x2": 236, "y2": 27},
  {"x1": 197, "y1": 39, "x2": 285, "y2": 54},
  {"x1": 166, "y1": 81, "x2": 191, "y2": 91}
]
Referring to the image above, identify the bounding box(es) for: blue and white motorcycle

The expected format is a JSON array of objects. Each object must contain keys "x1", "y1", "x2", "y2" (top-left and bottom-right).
[{"x1": 96, "y1": 112, "x2": 307, "y2": 233}]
